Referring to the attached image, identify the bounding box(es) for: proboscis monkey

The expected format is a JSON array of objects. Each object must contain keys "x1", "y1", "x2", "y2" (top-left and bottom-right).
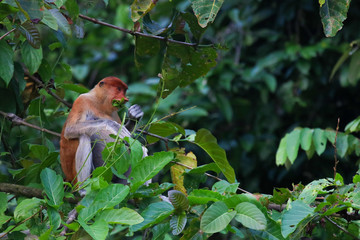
[{"x1": 60, "y1": 76, "x2": 146, "y2": 186}]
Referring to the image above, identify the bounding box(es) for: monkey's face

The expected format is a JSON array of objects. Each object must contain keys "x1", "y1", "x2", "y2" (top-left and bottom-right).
[{"x1": 98, "y1": 77, "x2": 129, "y2": 109}]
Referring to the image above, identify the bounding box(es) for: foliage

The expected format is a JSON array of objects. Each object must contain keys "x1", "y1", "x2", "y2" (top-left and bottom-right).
[{"x1": 1, "y1": 0, "x2": 360, "y2": 239}]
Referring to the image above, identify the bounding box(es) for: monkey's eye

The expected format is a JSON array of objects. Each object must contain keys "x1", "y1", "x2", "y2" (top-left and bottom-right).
[
  {"x1": 117, "y1": 87, "x2": 122, "y2": 91},
  {"x1": 99, "y1": 82, "x2": 104, "y2": 87}
]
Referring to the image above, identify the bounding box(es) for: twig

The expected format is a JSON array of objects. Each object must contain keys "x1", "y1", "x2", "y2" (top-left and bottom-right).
[
  {"x1": 0, "y1": 207, "x2": 42, "y2": 239},
  {"x1": 24, "y1": 71, "x2": 72, "y2": 108},
  {"x1": 156, "y1": 106, "x2": 197, "y2": 123},
  {"x1": 171, "y1": 161, "x2": 253, "y2": 195},
  {"x1": 333, "y1": 118, "x2": 340, "y2": 180},
  {"x1": 0, "y1": 28, "x2": 15, "y2": 41},
  {"x1": 79, "y1": 14, "x2": 198, "y2": 47},
  {"x1": 324, "y1": 216, "x2": 360, "y2": 240},
  {"x1": 0, "y1": 183, "x2": 80, "y2": 204},
  {"x1": 0, "y1": 111, "x2": 61, "y2": 137}
]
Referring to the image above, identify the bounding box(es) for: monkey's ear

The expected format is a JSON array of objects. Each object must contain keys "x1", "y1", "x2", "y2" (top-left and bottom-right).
[{"x1": 99, "y1": 81, "x2": 104, "y2": 87}]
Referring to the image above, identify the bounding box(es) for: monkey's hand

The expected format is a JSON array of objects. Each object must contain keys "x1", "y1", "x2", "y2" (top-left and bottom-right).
[{"x1": 126, "y1": 104, "x2": 143, "y2": 132}]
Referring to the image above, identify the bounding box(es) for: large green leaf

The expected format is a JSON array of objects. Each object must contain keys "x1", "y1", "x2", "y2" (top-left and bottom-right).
[
  {"x1": 276, "y1": 136, "x2": 287, "y2": 166},
  {"x1": 0, "y1": 40, "x2": 14, "y2": 85},
  {"x1": 313, "y1": 128, "x2": 327, "y2": 155},
  {"x1": 129, "y1": 151, "x2": 174, "y2": 192},
  {"x1": 147, "y1": 122, "x2": 185, "y2": 144},
  {"x1": 130, "y1": 0, "x2": 156, "y2": 22},
  {"x1": 93, "y1": 184, "x2": 130, "y2": 209},
  {"x1": 190, "y1": 0, "x2": 224, "y2": 28},
  {"x1": 168, "y1": 190, "x2": 189, "y2": 212},
  {"x1": 49, "y1": 8, "x2": 71, "y2": 35},
  {"x1": 193, "y1": 128, "x2": 236, "y2": 183},
  {"x1": 14, "y1": 198, "x2": 42, "y2": 222},
  {"x1": 78, "y1": 218, "x2": 109, "y2": 240},
  {"x1": 200, "y1": 201, "x2": 236, "y2": 233},
  {"x1": 235, "y1": 202, "x2": 267, "y2": 230},
  {"x1": 336, "y1": 133, "x2": 348, "y2": 158},
  {"x1": 47, "y1": 206, "x2": 61, "y2": 229},
  {"x1": 188, "y1": 189, "x2": 224, "y2": 205},
  {"x1": 17, "y1": 0, "x2": 43, "y2": 20},
  {"x1": 18, "y1": 21, "x2": 41, "y2": 49},
  {"x1": 286, "y1": 128, "x2": 301, "y2": 163},
  {"x1": 298, "y1": 179, "x2": 331, "y2": 204},
  {"x1": 41, "y1": 8, "x2": 58, "y2": 30},
  {"x1": 40, "y1": 168, "x2": 64, "y2": 208},
  {"x1": 21, "y1": 41, "x2": 43, "y2": 74},
  {"x1": 95, "y1": 208, "x2": 144, "y2": 225},
  {"x1": 130, "y1": 201, "x2": 174, "y2": 232},
  {"x1": 160, "y1": 43, "x2": 217, "y2": 98},
  {"x1": 300, "y1": 128, "x2": 313, "y2": 151},
  {"x1": 319, "y1": 0, "x2": 351, "y2": 37},
  {"x1": 170, "y1": 211, "x2": 187, "y2": 235},
  {"x1": 281, "y1": 200, "x2": 314, "y2": 238}
]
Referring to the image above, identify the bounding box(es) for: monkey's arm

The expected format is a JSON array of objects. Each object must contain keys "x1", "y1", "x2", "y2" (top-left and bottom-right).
[
  {"x1": 64, "y1": 119, "x2": 132, "y2": 140},
  {"x1": 125, "y1": 104, "x2": 144, "y2": 132}
]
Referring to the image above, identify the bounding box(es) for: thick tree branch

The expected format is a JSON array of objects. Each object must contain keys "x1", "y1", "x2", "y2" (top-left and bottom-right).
[
  {"x1": 0, "y1": 111, "x2": 61, "y2": 137},
  {"x1": 325, "y1": 216, "x2": 360, "y2": 240},
  {"x1": 79, "y1": 14, "x2": 198, "y2": 47},
  {"x1": 0, "y1": 183, "x2": 80, "y2": 204}
]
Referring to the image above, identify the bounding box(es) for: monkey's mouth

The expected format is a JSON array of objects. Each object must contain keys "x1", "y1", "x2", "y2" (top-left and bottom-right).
[{"x1": 112, "y1": 98, "x2": 126, "y2": 108}]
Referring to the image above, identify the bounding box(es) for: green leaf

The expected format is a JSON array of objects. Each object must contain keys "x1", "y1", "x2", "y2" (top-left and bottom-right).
[
  {"x1": 18, "y1": 21, "x2": 41, "y2": 49},
  {"x1": 300, "y1": 128, "x2": 313, "y2": 151},
  {"x1": 0, "y1": 4, "x2": 19, "y2": 20},
  {"x1": 49, "y1": 8, "x2": 71, "y2": 35},
  {"x1": 95, "y1": 208, "x2": 144, "y2": 225},
  {"x1": 319, "y1": 0, "x2": 351, "y2": 37},
  {"x1": 129, "y1": 151, "x2": 174, "y2": 192},
  {"x1": 160, "y1": 43, "x2": 217, "y2": 98},
  {"x1": 0, "y1": 40, "x2": 14, "y2": 85},
  {"x1": 79, "y1": 202, "x2": 106, "y2": 222},
  {"x1": 298, "y1": 179, "x2": 331, "y2": 204},
  {"x1": 14, "y1": 198, "x2": 42, "y2": 222},
  {"x1": 130, "y1": 201, "x2": 174, "y2": 232},
  {"x1": 64, "y1": 0, "x2": 79, "y2": 19},
  {"x1": 281, "y1": 200, "x2": 314, "y2": 238},
  {"x1": 62, "y1": 83, "x2": 89, "y2": 94},
  {"x1": 41, "y1": 8, "x2": 58, "y2": 30},
  {"x1": 193, "y1": 128, "x2": 236, "y2": 183},
  {"x1": 186, "y1": 163, "x2": 221, "y2": 174},
  {"x1": 168, "y1": 190, "x2": 189, "y2": 212},
  {"x1": 200, "y1": 201, "x2": 236, "y2": 233},
  {"x1": 21, "y1": 41, "x2": 43, "y2": 75},
  {"x1": 147, "y1": 122, "x2": 185, "y2": 144},
  {"x1": 47, "y1": 206, "x2": 61, "y2": 229},
  {"x1": 188, "y1": 189, "x2": 224, "y2": 205},
  {"x1": 345, "y1": 116, "x2": 360, "y2": 133},
  {"x1": 276, "y1": 136, "x2": 287, "y2": 166},
  {"x1": 170, "y1": 211, "x2": 187, "y2": 235},
  {"x1": 336, "y1": 133, "x2": 348, "y2": 158},
  {"x1": 235, "y1": 202, "x2": 267, "y2": 230},
  {"x1": 348, "y1": 50, "x2": 360, "y2": 85},
  {"x1": 152, "y1": 223, "x2": 171, "y2": 240},
  {"x1": 40, "y1": 168, "x2": 64, "y2": 208},
  {"x1": 16, "y1": 0, "x2": 43, "y2": 20},
  {"x1": 212, "y1": 180, "x2": 239, "y2": 194},
  {"x1": 286, "y1": 128, "x2": 301, "y2": 163},
  {"x1": 93, "y1": 184, "x2": 130, "y2": 209},
  {"x1": 190, "y1": 0, "x2": 224, "y2": 28},
  {"x1": 313, "y1": 128, "x2": 327, "y2": 155},
  {"x1": 0, "y1": 192, "x2": 7, "y2": 214},
  {"x1": 181, "y1": 12, "x2": 206, "y2": 41},
  {"x1": 130, "y1": 0, "x2": 156, "y2": 22},
  {"x1": 78, "y1": 218, "x2": 109, "y2": 240}
]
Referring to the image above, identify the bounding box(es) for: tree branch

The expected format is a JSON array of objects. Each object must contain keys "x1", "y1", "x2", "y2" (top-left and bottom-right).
[
  {"x1": 24, "y1": 71, "x2": 72, "y2": 108},
  {"x1": 79, "y1": 14, "x2": 198, "y2": 47},
  {"x1": 0, "y1": 111, "x2": 61, "y2": 137},
  {"x1": 0, "y1": 28, "x2": 15, "y2": 41},
  {"x1": 0, "y1": 183, "x2": 80, "y2": 204},
  {"x1": 325, "y1": 216, "x2": 360, "y2": 240}
]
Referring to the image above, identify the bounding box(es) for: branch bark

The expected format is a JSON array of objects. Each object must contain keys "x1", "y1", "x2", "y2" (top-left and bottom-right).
[
  {"x1": 0, "y1": 183, "x2": 80, "y2": 204},
  {"x1": 79, "y1": 14, "x2": 198, "y2": 47}
]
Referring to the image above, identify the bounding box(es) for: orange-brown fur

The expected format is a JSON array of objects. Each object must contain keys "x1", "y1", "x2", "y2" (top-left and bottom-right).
[{"x1": 60, "y1": 77, "x2": 128, "y2": 183}]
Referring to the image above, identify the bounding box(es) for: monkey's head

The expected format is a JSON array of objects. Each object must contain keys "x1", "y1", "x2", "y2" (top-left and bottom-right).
[{"x1": 95, "y1": 77, "x2": 129, "y2": 109}]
